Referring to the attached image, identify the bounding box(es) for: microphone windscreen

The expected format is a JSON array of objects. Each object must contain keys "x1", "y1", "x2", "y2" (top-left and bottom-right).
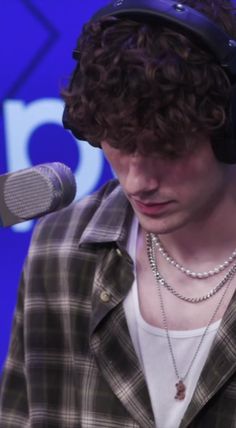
[{"x1": 0, "y1": 163, "x2": 76, "y2": 227}]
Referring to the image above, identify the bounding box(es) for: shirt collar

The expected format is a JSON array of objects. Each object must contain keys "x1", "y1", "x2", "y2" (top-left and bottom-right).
[{"x1": 79, "y1": 182, "x2": 134, "y2": 248}]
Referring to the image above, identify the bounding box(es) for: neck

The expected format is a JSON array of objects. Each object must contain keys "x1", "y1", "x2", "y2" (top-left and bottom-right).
[{"x1": 146, "y1": 174, "x2": 236, "y2": 265}]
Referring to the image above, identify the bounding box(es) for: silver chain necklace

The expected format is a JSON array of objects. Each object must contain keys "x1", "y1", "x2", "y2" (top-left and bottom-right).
[
  {"x1": 146, "y1": 232, "x2": 236, "y2": 400},
  {"x1": 148, "y1": 233, "x2": 236, "y2": 303},
  {"x1": 152, "y1": 233, "x2": 236, "y2": 279}
]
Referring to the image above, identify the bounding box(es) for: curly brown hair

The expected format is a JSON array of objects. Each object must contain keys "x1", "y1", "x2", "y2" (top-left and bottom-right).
[{"x1": 62, "y1": 0, "x2": 236, "y2": 157}]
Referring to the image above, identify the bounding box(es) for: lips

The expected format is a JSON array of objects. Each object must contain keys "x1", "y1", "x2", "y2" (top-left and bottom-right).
[{"x1": 131, "y1": 198, "x2": 173, "y2": 216}]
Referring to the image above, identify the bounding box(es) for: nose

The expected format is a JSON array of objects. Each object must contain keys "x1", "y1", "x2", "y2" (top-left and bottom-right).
[{"x1": 124, "y1": 153, "x2": 160, "y2": 196}]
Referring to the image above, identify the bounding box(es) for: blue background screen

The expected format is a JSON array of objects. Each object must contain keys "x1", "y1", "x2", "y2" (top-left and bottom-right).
[{"x1": 0, "y1": 0, "x2": 112, "y2": 371}]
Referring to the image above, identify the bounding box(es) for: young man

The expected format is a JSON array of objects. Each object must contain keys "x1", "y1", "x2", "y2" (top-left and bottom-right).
[{"x1": 1, "y1": 0, "x2": 236, "y2": 426}]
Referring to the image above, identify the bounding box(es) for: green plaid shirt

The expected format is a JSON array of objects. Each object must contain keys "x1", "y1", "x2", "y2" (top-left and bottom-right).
[{"x1": 0, "y1": 179, "x2": 236, "y2": 428}]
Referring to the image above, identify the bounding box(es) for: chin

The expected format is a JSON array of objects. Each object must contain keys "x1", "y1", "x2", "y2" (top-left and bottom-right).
[{"x1": 137, "y1": 213, "x2": 188, "y2": 235}]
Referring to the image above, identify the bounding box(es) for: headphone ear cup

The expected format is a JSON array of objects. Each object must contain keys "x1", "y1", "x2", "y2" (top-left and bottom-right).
[
  {"x1": 229, "y1": 84, "x2": 236, "y2": 161},
  {"x1": 211, "y1": 84, "x2": 236, "y2": 164}
]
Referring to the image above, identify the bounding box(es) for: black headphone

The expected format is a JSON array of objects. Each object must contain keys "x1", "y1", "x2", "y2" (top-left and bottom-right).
[{"x1": 63, "y1": 0, "x2": 236, "y2": 163}]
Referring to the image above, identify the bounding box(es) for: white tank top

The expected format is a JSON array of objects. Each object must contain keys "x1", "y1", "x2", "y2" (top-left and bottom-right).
[{"x1": 123, "y1": 217, "x2": 221, "y2": 428}]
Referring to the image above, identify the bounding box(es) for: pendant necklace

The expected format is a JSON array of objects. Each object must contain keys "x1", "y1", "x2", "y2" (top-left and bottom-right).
[{"x1": 146, "y1": 232, "x2": 236, "y2": 400}]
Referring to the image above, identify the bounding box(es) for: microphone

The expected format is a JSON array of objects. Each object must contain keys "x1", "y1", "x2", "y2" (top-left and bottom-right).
[{"x1": 0, "y1": 163, "x2": 76, "y2": 227}]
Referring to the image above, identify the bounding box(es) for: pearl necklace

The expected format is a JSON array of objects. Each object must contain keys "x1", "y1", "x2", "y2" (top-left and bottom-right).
[
  {"x1": 153, "y1": 234, "x2": 236, "y2": 279},
  {"x1": 146, "y1": 232, "x2": 235, "y2": 400},
  {"x1": 147, "y1": 234, "x2": 236, "y2": 303}
]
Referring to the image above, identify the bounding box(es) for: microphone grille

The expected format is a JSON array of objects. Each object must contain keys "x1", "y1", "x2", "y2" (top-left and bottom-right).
[{"x1": 4, "y1": 163, "x2": 76, "y2": 220}]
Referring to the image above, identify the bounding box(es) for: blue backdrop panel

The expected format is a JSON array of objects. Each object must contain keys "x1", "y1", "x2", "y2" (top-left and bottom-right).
[{"x1": 0, "y1": 0, "x2": 112, "y2": 371}]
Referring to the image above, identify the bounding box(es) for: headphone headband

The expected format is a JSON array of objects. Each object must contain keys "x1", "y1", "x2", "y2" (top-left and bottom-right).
[{"x1": 92, "y1": 0, "x2": 236, "y2": 79}]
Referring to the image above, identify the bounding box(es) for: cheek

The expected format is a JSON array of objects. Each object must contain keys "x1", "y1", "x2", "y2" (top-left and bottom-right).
[
  {"x1": 173, "y1": 149, "x2": 217, "y2": 184},
  {"x1": 166, "y1": 161, "x2": 210, "y2": 199},
  {"x1": 103, "y1": 150, "x2": 130, "y2": 181},
  {"x1": 107, "y1": 157, "x2": 126, "y2": 180},
  {"x1": 176, "y1": 163, "x2": 225, "y2": 208}
]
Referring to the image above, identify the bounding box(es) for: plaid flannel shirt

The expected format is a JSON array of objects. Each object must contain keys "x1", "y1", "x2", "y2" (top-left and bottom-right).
[{"x1": 0, "y1": 179, "x2": 236, "y2": 428}]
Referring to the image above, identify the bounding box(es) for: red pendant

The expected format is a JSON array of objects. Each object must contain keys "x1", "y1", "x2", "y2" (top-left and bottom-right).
[{"x1": 175, "y1": 380, "x2": 186, "y2": 400}]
